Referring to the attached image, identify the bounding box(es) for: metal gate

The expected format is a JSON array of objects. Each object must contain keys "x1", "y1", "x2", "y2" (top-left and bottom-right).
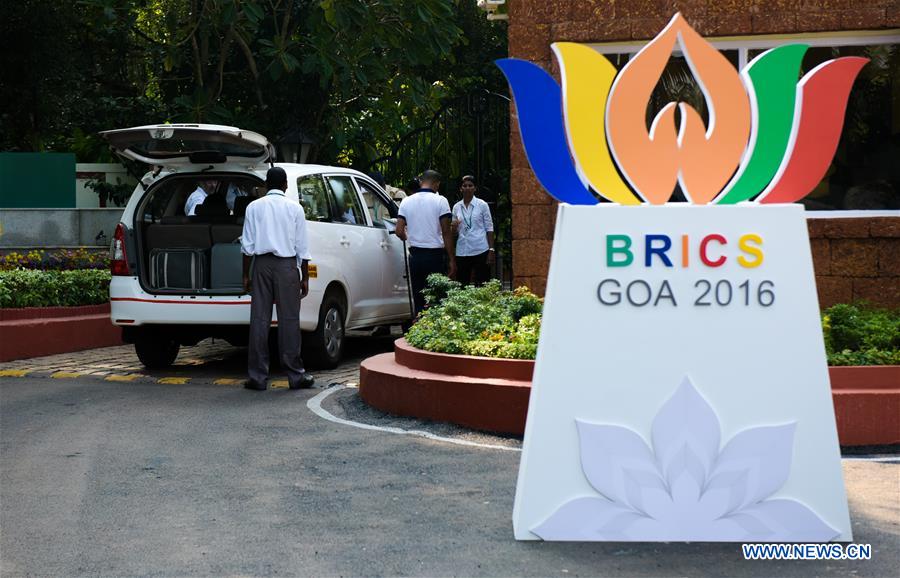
[{"x1": 365, "y1": 89, "x2": 512, "y2": 285}]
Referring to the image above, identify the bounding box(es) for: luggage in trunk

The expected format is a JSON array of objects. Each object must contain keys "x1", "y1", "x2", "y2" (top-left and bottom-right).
[
  {"x1": 210, "y1": 243, "x2": 243, "y2": 290},
  {"x1": 149, "y1": 248, "x2": 207, "y2": 290}
]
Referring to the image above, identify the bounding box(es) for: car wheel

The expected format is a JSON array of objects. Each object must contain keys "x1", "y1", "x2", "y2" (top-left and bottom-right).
[
  {"x1": 135, "y1": 336, "x2": 180, "y2": 369},
  {"x1": 304, "y1": 293, "x2": 345, "y2": 369}
]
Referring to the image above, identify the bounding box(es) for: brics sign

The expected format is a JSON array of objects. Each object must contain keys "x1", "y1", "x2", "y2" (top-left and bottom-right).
[{"x1": 500, "y1": 15, "x2": 859, "y2": 543}]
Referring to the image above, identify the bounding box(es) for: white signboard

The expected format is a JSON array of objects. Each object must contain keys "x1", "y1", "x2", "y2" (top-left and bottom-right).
[{"x1": 513, "y1": 204, "x2": 851, "y2": 542}]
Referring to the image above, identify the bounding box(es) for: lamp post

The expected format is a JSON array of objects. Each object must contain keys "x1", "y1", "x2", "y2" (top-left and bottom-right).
[{"x1": 277, "y1": 126, "x2": 315, "y2": 164}]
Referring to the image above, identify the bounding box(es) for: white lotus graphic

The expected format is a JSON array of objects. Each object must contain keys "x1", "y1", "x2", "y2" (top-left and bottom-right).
[{"x1": 533, "y1": 377, "x2": 839, "y2": 542}]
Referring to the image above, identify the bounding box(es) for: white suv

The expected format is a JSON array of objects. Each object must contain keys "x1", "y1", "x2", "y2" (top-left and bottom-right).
[{"x1": 103, "y1": 124, "x2": 411, "y2": 369}]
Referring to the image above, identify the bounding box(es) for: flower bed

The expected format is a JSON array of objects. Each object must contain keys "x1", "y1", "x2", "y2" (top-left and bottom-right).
[
  {"x1": 1, "y1": 248, "x2": 107, "y2": 271},
  {"x1": 405, "y1": 275, "x2": 542, "y2": 359},
  {"x1": 0, "y1": 257, "x2": 117, "y2": 360}
]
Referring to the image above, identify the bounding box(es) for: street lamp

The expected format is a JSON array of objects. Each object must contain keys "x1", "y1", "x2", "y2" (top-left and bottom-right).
[{"x1": 277, "y1": 126, "x2": 315, "y2": 164}]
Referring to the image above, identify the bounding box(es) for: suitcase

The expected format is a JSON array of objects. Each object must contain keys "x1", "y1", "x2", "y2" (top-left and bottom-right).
[
  {"x1": 210, "y1": 243, "x2": 244, "y2": 290},
  {"x1": 149, "y1": 248, "x2": 206, "y2": 290}
]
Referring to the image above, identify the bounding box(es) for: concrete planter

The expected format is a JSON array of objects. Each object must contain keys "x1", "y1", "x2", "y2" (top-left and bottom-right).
[
  {"x1": 0, "y1": 303, "x2": 122, "y2": 362},
  {"x1": 360, "y1": 340, "x2": 899, "y2": 446},
  {"x1": 360, "y1": 339, "x2": 532, "y2": 435}
]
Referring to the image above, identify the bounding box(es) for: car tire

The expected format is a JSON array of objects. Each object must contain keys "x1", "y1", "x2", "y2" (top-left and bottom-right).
[
  {"x1": 135, "y1": 337, "x2": 180, "y2": 369},
  {"x1": 304, "y1": 293, "x2": 345, "y2": 369}
]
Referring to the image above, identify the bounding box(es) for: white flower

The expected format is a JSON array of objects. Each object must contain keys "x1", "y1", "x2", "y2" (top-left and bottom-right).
[{"x1": 532, "y1": 377, "x2": 839, "y2": 542}]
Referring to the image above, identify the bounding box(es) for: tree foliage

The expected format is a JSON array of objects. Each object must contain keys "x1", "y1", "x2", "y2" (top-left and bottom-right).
[{"x1": 0, "y1": 0, "x2": 506, "y2": 166}]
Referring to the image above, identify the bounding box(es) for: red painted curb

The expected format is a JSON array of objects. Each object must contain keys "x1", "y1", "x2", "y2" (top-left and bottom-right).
[
  {"x1": 394, "y1": 338, "x2": 534, "y2": 381},
  {"x1": 360, "y1": 343, "x2": 899, "y2": 446},
  {"x1": 0, "y1": 303, "x2": 110, "y2": 321},
  {"x1": 829, "y1": 365, "x2": 899, "y2": 390},
  {"x1": 830, "y1": 366, "x2": 900, "y2": 446},
  {"x1": 0, "y1": 309, "x2": 123, "y2": 362}
]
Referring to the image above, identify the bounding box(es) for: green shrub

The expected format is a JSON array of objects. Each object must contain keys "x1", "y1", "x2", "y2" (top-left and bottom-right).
[
  {"x1": 0, "y1": 269, "x2": 111, "y2": 308},
  {"x1": 406, "y1": 275, "x2": 543, "y2": 359},
  {"x1": 822, "y1": 303, "x2": 899, "y2": 366}
]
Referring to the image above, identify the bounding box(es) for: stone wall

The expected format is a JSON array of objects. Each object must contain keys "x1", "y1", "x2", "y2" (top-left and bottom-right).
[
  {"x1": 809, "y1": 216, "x2": 900, "y2": 309},
  {"x1": 0, "y1": 209, "x2": 123, "y2": 248},
  {"x1": 507, "y1": 0, "x2": 900, "y2": 304}
]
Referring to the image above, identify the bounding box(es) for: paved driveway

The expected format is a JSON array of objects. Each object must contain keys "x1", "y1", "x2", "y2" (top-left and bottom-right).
[
  {"x1": 1, "y1": 343, "x2": 898, "y2": 577},
  {"x1": 0, "y1": 336, "x2": 386, "y2": 387}
]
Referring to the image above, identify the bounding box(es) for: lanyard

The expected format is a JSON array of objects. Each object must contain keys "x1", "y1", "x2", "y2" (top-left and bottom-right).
[{"x1": 460, "y1": 201, "x2": 474, "y2": 231}]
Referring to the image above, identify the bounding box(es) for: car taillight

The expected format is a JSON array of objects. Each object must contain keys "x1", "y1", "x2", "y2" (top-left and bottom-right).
[{"x1": 110, "y1": 223, "x2": 130, "y2": 276}]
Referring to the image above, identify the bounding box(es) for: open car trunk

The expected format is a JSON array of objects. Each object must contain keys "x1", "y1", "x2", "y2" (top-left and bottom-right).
[{"x1": 135, "y1": 173, "x2": 264, "y2": 295}]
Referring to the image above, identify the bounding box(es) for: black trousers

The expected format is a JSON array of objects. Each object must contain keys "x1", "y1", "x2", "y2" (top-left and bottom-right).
[
  {"x1": 456, "y1": 251, "x2": 490, "y2": 286},
  {"x1": 408, "y1": 247, "x2": 445, "y2": 315},
  {"x1": 248, "y1": 254, "x2": 305, "y2": 387}
]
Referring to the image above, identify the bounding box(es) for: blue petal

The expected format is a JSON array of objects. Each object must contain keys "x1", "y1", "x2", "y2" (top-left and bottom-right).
[{"x1": 496, "y1": 58, "x2": 598, "y2": 205}]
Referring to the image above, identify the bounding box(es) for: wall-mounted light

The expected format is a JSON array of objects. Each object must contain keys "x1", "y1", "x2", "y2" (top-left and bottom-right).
[{"x1": 477, "y1": 0, "x2": 508, "y2": 21}]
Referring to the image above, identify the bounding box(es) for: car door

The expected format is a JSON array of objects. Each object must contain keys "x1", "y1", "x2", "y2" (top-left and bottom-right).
[
  {"x1": 354, "y1": 176, "x2": 411, "y2": 320},
  {"x1": 322, "y1": 173, "x2": 386, "y2": 325}
]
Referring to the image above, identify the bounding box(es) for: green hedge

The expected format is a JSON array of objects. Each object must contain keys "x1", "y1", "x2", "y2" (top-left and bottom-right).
[{"x1": 0, "y1": 269, "x2": 111, "y2": 308}]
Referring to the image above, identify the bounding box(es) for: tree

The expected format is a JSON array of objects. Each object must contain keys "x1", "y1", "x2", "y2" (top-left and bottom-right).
[{"x1": 1, "y1": 1, "x2": 507, "y2": 167}]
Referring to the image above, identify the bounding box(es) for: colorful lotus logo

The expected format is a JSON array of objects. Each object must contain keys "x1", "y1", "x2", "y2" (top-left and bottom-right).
[{"x1": 497, "y1": 14, "x2": 868, "y2": 206}]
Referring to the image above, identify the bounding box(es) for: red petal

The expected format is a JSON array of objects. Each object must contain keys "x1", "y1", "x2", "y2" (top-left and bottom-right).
[{"x1": 760, "y1": 57, "x2": 868, "y2": 204}]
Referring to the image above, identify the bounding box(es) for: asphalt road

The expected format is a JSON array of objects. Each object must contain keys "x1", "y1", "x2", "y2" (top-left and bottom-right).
[{"x1": 1, "y1": 376, "x2": 898, "y2": 577}]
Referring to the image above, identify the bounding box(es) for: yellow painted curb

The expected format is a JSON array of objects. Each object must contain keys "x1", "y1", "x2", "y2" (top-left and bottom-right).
[
  {"x1": 213, "y1": 378, "x2": 245, "y2": 386},
  {"x1": 158, "y1": 377, "x2": 189, "y2": 385},
  {"x1": 51, "y1": 372, "x2": 83, "y2": 379},
  {"x1": 105, "y1": 374, "x2": 139, "y2": 382},
  {"x1": 0, "y1": 369, "x2": 30, "y2": 377},
  {"x1": 270, "y1": 380, "x2": 289, "y2": 389}
]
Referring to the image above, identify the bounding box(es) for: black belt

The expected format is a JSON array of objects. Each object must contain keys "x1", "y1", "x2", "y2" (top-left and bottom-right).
[
  {"x1": 256, "y1": 253, "x2": 294, "y2": 259},
  {"x1": 408, "y1": 246, "x2": 444, "y2": 253}
]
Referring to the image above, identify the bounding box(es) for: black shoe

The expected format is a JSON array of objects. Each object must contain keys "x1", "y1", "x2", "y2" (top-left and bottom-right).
[
  {"x1": 289, "y1": 373, "x2": 315, "y2": 390},
  {"x1": 244, "y1": 380, "x2": 267, "y2": 391}
]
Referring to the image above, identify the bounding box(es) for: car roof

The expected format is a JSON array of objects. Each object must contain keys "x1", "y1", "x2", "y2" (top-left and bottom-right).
[{"x1": 275, "y1": 163, "x2": 378, "y2": 181}]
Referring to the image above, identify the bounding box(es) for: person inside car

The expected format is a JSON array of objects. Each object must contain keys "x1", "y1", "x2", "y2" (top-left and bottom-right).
[{"x1": 184, "y1": 179, "x2": 217, "y2": 216}]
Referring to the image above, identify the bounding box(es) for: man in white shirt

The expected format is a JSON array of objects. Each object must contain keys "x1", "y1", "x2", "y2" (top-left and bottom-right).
[
  {"x1": 451, "y1": 175, "x2": 494, "y2": 285},
  {"x1": 240, "y1": 167, "x2": 314, "y2": 390},
  {"x1": 184, "y1": 180, "x2": 217, "y2": 216},
  {"x1": 395, "y1": 169, "x2": 456, "y2": 315}
]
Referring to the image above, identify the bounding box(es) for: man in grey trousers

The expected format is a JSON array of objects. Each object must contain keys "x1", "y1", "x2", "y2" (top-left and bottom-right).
[{"x1": 240, "y1": 166, "x2": 315, "y2": 390}]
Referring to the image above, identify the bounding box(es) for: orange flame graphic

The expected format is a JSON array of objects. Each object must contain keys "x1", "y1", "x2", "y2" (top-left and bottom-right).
[{"x1": 607, "y1": 14, "x2": 751, "y2": 204}]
